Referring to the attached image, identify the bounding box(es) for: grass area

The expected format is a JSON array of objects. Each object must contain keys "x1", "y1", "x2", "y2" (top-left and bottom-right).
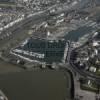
[
  {"x1": 80, "y1": 78, "x2": 99, "y2": 93},
  {"x1": 80, "y1": 84, "x2": 98, "y2": 93}
]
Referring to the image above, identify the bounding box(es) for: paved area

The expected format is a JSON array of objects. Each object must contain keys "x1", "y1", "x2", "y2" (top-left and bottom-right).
[{"x1": 74, "y1": 73, "x2": 96, "y2": 100}]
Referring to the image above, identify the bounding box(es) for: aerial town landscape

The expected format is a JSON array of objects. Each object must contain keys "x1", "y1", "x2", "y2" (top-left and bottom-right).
[{"x1": 0, "y1": 0, "x2": 100, "y2": 100}]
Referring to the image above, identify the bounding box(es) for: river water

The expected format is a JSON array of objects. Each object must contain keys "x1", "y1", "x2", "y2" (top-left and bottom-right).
[{"x1": 0, "y1": 60, "x2": 71, "y2": 100}]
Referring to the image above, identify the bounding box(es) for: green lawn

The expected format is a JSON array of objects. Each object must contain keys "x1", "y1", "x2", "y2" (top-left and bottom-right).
[
  {"x1": 80, "y1": 84, "x2": 98, "y2": 93},
  {"x1": 80, "y1": 78, "x2": 99, "y2": 93}
]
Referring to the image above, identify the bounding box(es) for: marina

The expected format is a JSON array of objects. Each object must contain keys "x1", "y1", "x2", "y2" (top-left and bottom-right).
[{"x1": 11, "y1": 38, "x2": 67, "y2": 64}]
